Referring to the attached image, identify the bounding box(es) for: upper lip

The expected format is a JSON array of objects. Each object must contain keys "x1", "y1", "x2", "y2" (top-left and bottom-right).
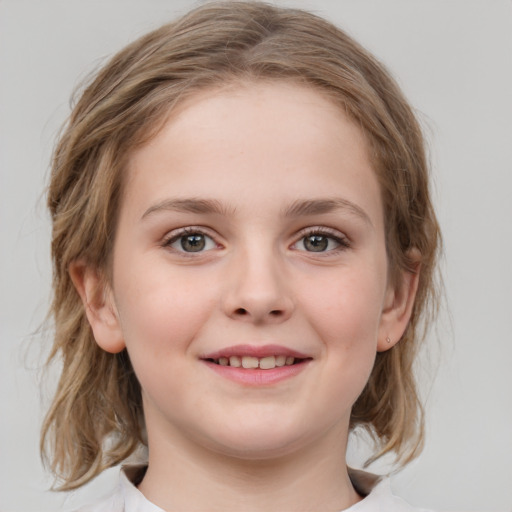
[{"x1": 200, "y1": 344, "x2": 311, "y2": 360}]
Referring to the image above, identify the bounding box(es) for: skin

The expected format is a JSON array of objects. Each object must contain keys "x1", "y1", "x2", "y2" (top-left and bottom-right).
[{"x1": 72, "y1": 81, "x2": 419, "y2": 511}]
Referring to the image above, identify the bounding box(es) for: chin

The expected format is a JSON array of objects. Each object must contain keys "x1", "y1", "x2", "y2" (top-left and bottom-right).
[
  {"x1": 199, "y1": 420, "x2": 318, "y2": 461},
  {"x1": 213, "y1": 438, "x2": 307, "y2": 462}
]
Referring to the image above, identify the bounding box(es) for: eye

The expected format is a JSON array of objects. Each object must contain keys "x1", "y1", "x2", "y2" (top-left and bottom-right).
[
  {"x1": 300, "y1": 234, "x2": 339, "y2": 252},
  {"x1": 292, "y1": 229, "x2": 349, "y2": 253},
  {"x1": 164, "y1": 230, "x2": 217, "y2": 253}
]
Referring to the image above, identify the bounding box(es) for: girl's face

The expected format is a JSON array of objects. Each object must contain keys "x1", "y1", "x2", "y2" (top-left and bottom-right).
[{"x1": 82, "y1": 82, "x2": 416, "y2": 460}]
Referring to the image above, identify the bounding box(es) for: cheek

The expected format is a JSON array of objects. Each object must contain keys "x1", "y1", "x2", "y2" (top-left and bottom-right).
[
  {"x1": 113, "y1": 259, "x2": 217, "y2": 358},
  {"x1": 299, "y1": 263, "x2": 386, "y2": 401},
  {"x1": 292, "y1": 267, "x2": 386, "y2": 425},
  {"x1": 303, "y1": 266, "x2": 386, "y2": 347}
]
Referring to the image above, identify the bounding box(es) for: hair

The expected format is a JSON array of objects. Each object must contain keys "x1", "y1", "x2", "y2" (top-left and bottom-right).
[{"x1": 42, "y1": 0, "x2": 441, "y2": 490}]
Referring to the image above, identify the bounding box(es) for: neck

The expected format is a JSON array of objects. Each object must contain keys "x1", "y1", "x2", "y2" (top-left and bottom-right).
[{"x1": 138, "y1": 421, "x2": 361, "y2": 512}]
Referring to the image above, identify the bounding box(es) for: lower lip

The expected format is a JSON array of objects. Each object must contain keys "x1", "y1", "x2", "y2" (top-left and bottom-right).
[{"x1": 203, "y1": 360, "x2": 311, "y2": 386}]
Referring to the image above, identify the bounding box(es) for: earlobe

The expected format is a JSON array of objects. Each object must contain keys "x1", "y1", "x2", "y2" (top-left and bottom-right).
[
  {"x1": 377, "y1": 251, "x2": 421, "y2": 352},
  {"x1": 69, "y1": 261, "x2": 126, "y2": 354}
]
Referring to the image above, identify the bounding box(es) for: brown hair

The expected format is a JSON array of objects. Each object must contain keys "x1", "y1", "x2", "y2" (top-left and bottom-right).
[{"x1": 42, "y1": 0, "x2": 441, "y2": 489}]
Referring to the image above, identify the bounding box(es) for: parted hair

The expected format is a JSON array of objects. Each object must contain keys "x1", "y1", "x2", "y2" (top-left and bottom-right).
[{"x1": 42, "y1": 0, "x2": 441, "y2": 490}]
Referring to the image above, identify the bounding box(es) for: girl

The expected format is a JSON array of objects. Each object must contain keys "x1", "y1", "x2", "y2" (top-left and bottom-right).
[{"x1": 42, "y1": 2, "x2": 440, "y2": 510}]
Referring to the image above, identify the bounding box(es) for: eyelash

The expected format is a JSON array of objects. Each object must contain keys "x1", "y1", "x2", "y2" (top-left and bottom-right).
[
  {"x1": 162, "y1": 227, "x2": 219, "y2": 254},
  {"x1": 161, "y1": 226, "x2": 350, "y2": 255},
  {"x1": 292, "y1": 227, "x2": 351, "y2": 254}
]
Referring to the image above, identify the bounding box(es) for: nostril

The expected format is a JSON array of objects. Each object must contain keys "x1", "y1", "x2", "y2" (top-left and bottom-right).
[
  {"x1": 270, "y1": 310, "x2": 283, "y2": 316},
  {"x1": 235, "y1": 308, "x2": 248, "y2": 315}
]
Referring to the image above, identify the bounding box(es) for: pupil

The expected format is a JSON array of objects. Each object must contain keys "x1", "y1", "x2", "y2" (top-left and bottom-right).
[
  {"x1": 305, "y1": 235, "x2": 328, "y2": 252},
  {"x1": 181, "y1": 234, "x2": 205, "y2": 252}
]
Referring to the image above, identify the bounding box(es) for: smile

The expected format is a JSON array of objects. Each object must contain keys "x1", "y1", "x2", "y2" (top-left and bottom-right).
[
  {"x1": 207, "y1": 355, "x2": 301, "y2": 370},
  {"x1": 201, "y1": 345, "x2": 312, "y2": 385}
]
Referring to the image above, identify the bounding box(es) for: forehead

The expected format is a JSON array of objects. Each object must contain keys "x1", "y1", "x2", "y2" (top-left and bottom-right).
[{"x1": 121, "y1": 81, "x2": 382, "y2": 227}]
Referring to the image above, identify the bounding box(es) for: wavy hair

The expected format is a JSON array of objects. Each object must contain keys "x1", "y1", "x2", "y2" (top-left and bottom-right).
[{"x1": 42, "y1": 1, "x2": 441, "y2": 489}]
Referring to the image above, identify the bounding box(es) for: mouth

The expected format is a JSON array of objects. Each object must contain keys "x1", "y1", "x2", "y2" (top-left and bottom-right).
[
  {"x1": 200, "y1": 345, "x2": 312, "y2": 385},
  {"x1": 204, "y1": 355, "x2": 307, "y2": 370}
]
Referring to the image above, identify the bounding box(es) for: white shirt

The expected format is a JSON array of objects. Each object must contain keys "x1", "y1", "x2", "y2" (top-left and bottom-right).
[{"x1": 74, "y1": 466, "x2": 433, "y2": 512}]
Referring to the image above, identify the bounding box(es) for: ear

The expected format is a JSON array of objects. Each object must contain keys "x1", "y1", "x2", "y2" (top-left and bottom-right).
[
  {"x1": 69, "y1": 261, "x2": 126, "y2": 354},
  {"x1": 377, "y1": 250, "x2": 421, "y2": 352}
]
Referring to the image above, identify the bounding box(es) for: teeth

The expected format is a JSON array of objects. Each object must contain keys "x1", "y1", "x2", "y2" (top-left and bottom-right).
[
  {"x1": 275, "y1": 355, "x2": 286, "y2": 367},
  {"x1": 229, "y1": 356, "x2": 241, "y2": 367},
  {"x1": 242, "y1": 356, "x2": 259, "y2": 369},
  {"x1": 259, "y1": 356, "x2": 276, "y2": 370},
  {"x1": 213, "y1": 355, "x2": 301, "y2": 369}
]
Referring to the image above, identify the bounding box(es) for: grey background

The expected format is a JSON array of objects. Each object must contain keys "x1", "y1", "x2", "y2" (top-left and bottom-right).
[{"x1": 1, "y1": 1, "x2": 511, "y2": 511}]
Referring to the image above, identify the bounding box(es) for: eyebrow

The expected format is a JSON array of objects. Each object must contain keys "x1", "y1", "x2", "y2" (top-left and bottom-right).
[
  {"x1": 141, "y1": 198, "x2": 235, "y2": 219},
  {"x1": 141, "y1": 197, "x2": 372, "y2": 227},
  {"x1": 283, "y1": 198, "x2": 373, "y2": 227}
]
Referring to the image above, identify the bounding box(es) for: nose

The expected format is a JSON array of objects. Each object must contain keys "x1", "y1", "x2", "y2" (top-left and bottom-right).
[{"x1": 222, "y1": 245, "x2": 294, "y2": 325}]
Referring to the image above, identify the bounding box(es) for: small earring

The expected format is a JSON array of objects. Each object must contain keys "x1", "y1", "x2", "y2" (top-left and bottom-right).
[{"x1": 386, "y1": 336, "x2": 392, "y2": 344}]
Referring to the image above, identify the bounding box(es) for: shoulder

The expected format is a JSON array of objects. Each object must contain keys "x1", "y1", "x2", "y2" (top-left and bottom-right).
[
  {"x1": 69, "y1": 465, "x2": 163, "y2": 512},
  {"x1": 348, "y1": 469, "x2": 435, "y2": 512},
  {"x1": 72, "y1": 466, "x2": 434, "y2": 512},
  {"x1": 70, "y1": 492, "x2": 123, "y2": 512},
  {"x1": 69, "y1": 485, "x2": 124, "y2": 512}
]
